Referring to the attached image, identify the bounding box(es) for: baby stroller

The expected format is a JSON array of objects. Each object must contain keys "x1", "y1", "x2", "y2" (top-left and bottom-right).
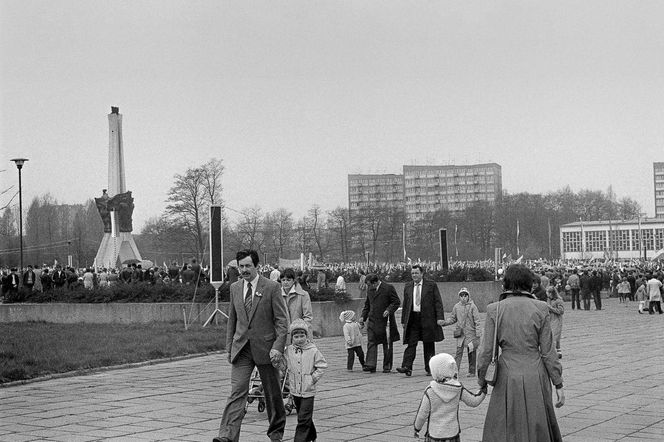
[{"x1": 245, "y1": 367, "x2": 294, "y2": 415}]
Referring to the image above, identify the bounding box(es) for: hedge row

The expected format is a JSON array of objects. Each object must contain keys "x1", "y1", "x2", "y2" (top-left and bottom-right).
[{"x1": 2, "y1": 283, "x2": 350, "y2": 304}]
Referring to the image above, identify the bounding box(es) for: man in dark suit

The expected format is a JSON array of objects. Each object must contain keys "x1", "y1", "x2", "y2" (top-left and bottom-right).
[
  {"x1": 215, "y1": 249, "x2": 289, "y2": 442},
  {"x1": 51, "y1": 265, "x2": 68, "y2": 290},
  {"x1": 396, "y1": 265, "x2": 445, "y2": 376},
  {"x1": 359, "y1": 273, "x2": 400, "y2": 373}
]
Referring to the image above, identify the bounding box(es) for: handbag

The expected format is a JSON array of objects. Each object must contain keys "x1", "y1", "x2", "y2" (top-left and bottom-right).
[
  {"x1": 484, "y1": 301, "x2": 501, "y2": 387},
  {"x1": 453, "y1": 328, "x2": 463, "y2": 338}
]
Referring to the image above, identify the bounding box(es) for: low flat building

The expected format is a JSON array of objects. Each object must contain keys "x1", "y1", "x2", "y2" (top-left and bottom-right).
[{"x1": 560, "y1": 218, "x2": 664, "y2": 260}]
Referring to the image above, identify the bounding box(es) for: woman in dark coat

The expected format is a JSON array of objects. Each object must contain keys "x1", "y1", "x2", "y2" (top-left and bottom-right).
[{"x1": 477, "y1": 264, "x2": 565, "y2": 442}]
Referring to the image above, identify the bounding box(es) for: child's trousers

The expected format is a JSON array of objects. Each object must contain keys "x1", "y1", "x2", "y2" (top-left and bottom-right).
[
  {"x1": 347, "y1": 346, "x2": 365, "y2": 370},
  {"x1": 293, "y1": 396, "x2": 316, "y2": 442}
]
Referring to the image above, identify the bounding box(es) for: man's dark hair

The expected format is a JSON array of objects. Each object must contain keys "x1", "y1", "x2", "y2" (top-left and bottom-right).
[
  {"x1": 366, "y1": 273, "x2": 379, "y2": 284},
  {"x1": 503, "y1": 264, "x2": 534, "y2": 292},
  {"x1": 411, "y1": 264, "x2": 425, "y2": 274},
  {"x1": 236, "y1": 249, "x2": 259, "y2": 267}
]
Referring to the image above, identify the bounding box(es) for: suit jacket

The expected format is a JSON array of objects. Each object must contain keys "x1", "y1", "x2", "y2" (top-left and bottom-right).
[
  {"x1": 226, "y1": 275, "x2": 289, "y2": 365},
  {"x1": 361, "y1": 281, "x2": 401, "y2": 344},
  {"x1": 401, "y1": 279, "x2": 445, "y2": 343}
]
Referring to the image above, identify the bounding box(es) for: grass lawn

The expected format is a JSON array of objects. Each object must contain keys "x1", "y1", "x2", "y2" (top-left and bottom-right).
[{"x1": 0, "y1": 322, "x2": 226, "y2": 384}]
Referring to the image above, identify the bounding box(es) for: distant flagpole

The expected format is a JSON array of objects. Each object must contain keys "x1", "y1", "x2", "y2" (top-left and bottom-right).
[
  {"x1": 454, "y1": 224, "x2": 458, "y2": 257},
  {"x1": 548, "y1": 218, "x2": 552, "y2": 257},
  {"x1": 402, "y1": 223, "x2": 407, "y2": 261},
  {"x1": 516, "y1": 219, "x2": 520, "y2": 256}
]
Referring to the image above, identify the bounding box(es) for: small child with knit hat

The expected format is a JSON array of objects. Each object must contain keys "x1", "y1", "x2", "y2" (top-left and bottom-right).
[
  {"x1": 285, "y1": 318, "x2": 328, "y2": 442},
  {"x1": 339, "y1": 310, "x2": 365, "y2": 371},
  {"x1": 414, "y1": 353, "x2": 486, "y2": 441}
]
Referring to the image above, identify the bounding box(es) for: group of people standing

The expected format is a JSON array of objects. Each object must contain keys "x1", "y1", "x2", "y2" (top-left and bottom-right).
[{"x1": 209, "y1": 249, "x2": 565, "y2": 441}]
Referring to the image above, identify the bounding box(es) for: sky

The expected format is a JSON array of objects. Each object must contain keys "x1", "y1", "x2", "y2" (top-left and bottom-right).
[{"x1": 1, "y1": 0, "x2": 663, "y2": 232}]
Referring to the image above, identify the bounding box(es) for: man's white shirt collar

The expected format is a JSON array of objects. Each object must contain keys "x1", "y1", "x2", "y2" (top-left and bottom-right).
[{"x1": 244, "y1": 274, "x2": 260, "y2": 297}]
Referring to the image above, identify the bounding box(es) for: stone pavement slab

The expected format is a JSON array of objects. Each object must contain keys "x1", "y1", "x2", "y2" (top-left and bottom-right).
[{"x1": 1, "y1": 298, "x2": 663, "y2": 441}]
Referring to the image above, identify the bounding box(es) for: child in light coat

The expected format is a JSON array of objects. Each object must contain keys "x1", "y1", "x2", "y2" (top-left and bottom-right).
[
  {"x1": 414, "y1": 353, "x2": 486, "y2": 441},
  {"x1": 339, "y1": 310, "x2": 365, "y2": 370},
  {"x1": 617, "y1": 278, "x2": 631, "y2": 304},
  {"x1": 546, "y1": 286, "x2": 564, "y2": 359},
  {"x1": 285, "y1": 318, "x2": 328, "y2": 442}
]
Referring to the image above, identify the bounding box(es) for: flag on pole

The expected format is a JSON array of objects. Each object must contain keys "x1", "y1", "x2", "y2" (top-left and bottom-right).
[
  {"x1": 402, "y1": 223, "x2": 407, "y2": 261},
  {"x1": 516, "y1": 220, "x2": 520, "y2": 256}
]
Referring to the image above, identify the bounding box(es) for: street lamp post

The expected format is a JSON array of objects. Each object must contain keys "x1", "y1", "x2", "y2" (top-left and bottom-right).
[{"x1": 10, "y1": 158, "x2": 28, "y2": 272}]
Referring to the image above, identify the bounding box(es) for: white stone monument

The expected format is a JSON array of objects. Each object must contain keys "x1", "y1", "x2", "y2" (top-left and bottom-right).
[{"x1": 94, "y1": 107, "x2": 142, "y2": 269}]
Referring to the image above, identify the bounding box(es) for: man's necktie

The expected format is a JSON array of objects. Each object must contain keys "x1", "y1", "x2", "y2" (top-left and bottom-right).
[
  {"x1": 415, "y1": 283, "x2": 421, "y2": 307},
  {"x1": 244, "y1": 282, "x2": 252, "y2": 315}
]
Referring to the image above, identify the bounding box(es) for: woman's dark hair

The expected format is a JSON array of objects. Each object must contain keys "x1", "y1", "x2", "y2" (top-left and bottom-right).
[
  {"x1": 503, "y1": 264, "x2": 534, "y2": 292},
  {"x1": 281, "y1": 268, "x2": 296, "y2": 280},
  {"x1": 236, "y1": 249, "x2": 259, "y2": 267}
]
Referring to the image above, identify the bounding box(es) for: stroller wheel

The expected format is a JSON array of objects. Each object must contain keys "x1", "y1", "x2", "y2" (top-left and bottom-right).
[{"x1": 258, "y1": 401, "x2": 266, "y2": 413}]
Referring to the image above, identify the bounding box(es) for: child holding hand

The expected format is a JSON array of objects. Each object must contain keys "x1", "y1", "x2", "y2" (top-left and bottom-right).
[{"x1": 414, "y1": 353, "x2": 486, "y2": 441}]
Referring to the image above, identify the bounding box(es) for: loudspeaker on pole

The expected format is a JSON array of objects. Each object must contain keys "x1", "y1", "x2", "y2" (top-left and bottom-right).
[
  {"x1": 439, "y1": 228, "x2": 449, "y2": 272},
  {"x1": 209, "y1": 205, "x2": 224, "y2": 284}
]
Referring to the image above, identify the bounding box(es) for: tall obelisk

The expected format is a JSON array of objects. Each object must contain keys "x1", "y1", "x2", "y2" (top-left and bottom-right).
[{"x1": 94, "y1": 107, "x2": 142, "y2": 269}]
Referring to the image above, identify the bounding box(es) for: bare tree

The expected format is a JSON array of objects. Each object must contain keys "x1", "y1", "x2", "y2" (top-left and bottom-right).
[
  {"x1": 308, "y1": 205, "x2": 325, "y2": 260},
  {"x1": 236, "y1": 206, "x2": 265, "y2": 252},
  {"x1": 164, "y1": 158, "x2": 224, "y2": 261},
  {"x1": 327, "y1": 207, "x2": 350, "y2": 263},
  {"x1": 264, "y1": 208, "x2": 294, "y2": 259}
]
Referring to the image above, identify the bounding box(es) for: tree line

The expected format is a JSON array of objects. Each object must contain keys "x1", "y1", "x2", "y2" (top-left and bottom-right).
[{"x1": 0, "y1": 157, "x2": 642, "y2": 268}]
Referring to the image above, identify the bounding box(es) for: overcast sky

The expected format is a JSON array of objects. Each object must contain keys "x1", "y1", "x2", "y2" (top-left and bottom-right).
[{"x1": 2, "y1": 0, "x2": 663, "y2": 231}]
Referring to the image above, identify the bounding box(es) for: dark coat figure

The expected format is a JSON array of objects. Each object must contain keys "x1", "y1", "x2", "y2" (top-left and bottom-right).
[
  {"x1": 579, "y1": 272, "x2": 592, "y2": 310},
  {"x1": 22, "y1": 266, "x2": 36, "y2": 291},
  {"x1": 52, "y1": 268, "x2": 68, "y2": 288},
  {"x1": 402, "y1": 279, "x2": 445, "y2": 343},
  {"x1": 398, "y1": 277, "x2": 445, "y2": 375},
  {"x1": 4, "y1": 269, "x2": 20, "y2": 297},
  {"x1": 360, "y1": 276, "x2": 400, "y2": 372},
  {"x1": 168, "y1": 263, "x2": 180, "y2": 283},
  {"x1": 40, "y1": 269, "x2": 52, "y2": 291},
  {"x1": 181, "y1": 266, "x2": 196, "y2": 285},
  {"x1": 120, "y1": 266, "x2": 133, "y2": 284},
  {"x1": 590, "y1": 271, "x2": 603, "y2": 310}
]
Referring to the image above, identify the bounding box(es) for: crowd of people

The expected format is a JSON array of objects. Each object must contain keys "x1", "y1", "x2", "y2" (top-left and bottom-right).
[
  {"x1": 3, "y1": 249, "x2": 664, "y2": 441},
  {"x1": 213, "y1": 250, "x2": 580, "y2": 442}
]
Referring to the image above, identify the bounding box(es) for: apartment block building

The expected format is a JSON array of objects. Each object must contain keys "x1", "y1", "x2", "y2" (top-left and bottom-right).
[
  {"x1": 348, "y1": 173, "x2": 404, "y2": 213},
  {"x1": 348, "y1": 163, "x2": 502, "y2": 220},
  {"x1": 655, "y1": 162, "x2": 664, "y2": 219}
]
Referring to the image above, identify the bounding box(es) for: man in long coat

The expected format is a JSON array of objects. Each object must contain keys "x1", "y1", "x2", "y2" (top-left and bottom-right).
[
  {"x1": 360, "y1": 273, "x2": 400, "y2": 373},
  {"x1": 396, "y1": 265, "x2": 445, "y2": 376}
]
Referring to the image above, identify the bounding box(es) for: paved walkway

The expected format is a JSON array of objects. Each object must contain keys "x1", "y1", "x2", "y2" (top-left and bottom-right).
[{"x1": 1, "y1": 298, "x2": 663, "y2": 441}]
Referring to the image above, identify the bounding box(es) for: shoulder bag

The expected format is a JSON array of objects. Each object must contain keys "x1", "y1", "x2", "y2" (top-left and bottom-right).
[{"x1": 484, "y1": 301, "x2": 501, "y2": 386}]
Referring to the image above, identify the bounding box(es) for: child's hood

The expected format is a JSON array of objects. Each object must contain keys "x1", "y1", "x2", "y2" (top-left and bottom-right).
[
  {"x1": 428, "y1": 380, "x2": 462, "y2": 402},
  {"x1": 291, "y1": 341, "x2": 317, "y2": 352}
]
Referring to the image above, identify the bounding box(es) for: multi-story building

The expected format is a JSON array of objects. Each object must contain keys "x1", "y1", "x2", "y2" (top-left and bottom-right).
[
  {"x1": 559, "y1": 218, "x2": 664, "y2": 260},
  {"x1": 403, "y1": 163, "x2": 501, "y2": 219},
  {"x1": 348, "y1": 173, "x2": 403, "y2": 214},
  {"x1": 348, "y1": 163, "x2": 502, "y2": 220},
  {"x1": 655, "y1": 162, "x2": 664, "y2": 219}
]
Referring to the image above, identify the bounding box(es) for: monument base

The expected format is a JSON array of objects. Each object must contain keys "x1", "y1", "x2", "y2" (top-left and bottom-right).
[{"x1": 95, "y1": 232, "x2": 142, "y2": 269}]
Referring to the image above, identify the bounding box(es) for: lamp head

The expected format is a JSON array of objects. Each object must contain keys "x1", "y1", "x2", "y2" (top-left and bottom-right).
[{"x1": 10, "y1": 158, "x2": 29, "y2": 170}]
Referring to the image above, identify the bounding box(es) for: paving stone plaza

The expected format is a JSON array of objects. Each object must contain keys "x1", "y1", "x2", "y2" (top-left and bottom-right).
[{"x1": 1, "y1": 298, "x2": 663, "y2": 441}]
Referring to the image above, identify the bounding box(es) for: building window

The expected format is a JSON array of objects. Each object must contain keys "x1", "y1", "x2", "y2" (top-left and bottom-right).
[
  {"x1": 563, "y1": 231, "x2": 582, "y2": 252},
  {"x1": 585, "y1": 230, "x2": 606, "y2": 252},
  {"x1": 656, "y1": 228, "x2": 664, "y2": 250},
  {"x1": 642, "y1": 229, "x2": 654, "y2": 250},
  {"x1": 610, "y1": 229, "x2": 630, "y2": 251}
]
